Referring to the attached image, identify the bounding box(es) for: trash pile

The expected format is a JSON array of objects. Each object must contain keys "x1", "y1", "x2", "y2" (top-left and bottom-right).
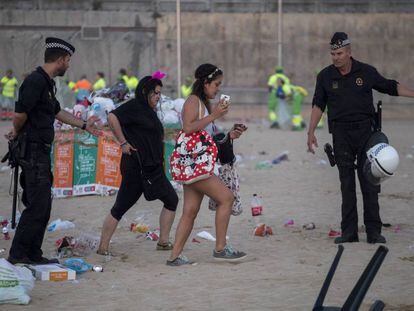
[
  {"x1": 129, "y1": 212, "x2": 160, "y2": 241},
  {"x1": 54, "y1": 233, "x2": 100, "y2": 258},
  {"x1": 156, "y1": 94, "x2": 185, "y2": 127},
  {"x1": 55, "y1": 82, "x2": 131, "y2": 130},
  {"x1": 246, "y1": 194, "x2": 351, "y2": 239}
]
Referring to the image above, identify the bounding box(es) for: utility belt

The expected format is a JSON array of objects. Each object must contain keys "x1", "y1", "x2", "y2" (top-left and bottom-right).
[
  {"x1": 332, "y1": 118, "x2": 374, "y2": 131},
  {"x1": 28, "y1": 141, "x2": 52, "y2": 154},
  {"x1": 1, "y1": 133, "x2": 52, "y2": 168}
]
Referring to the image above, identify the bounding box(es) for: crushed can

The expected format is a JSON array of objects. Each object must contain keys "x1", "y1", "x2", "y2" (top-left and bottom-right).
[{"x1": 92, "y1": 265, "x2": 104, "y2": 272}]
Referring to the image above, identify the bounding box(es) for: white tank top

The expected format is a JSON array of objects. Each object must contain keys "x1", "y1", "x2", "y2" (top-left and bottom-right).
[
  {"x1": 201, "y1": 102, "x2": 214, "y2": 136},
  {"x1": 181, "y1": 98, "x2": 214, "y2": 136}
]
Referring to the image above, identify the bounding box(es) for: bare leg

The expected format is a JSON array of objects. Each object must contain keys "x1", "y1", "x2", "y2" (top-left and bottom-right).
[
  {"x1": 159, "y1": 208, "x2": 176, "y2": 244},
  {"x1": 191, "y1": 175, "x2": 234, "y2": 252},
  {"x1": 169, "y1": 185, "x2": 203, "y2": 260},
  {"x1": 97, "y1": 214, "x2": 119, "y2": 253}
]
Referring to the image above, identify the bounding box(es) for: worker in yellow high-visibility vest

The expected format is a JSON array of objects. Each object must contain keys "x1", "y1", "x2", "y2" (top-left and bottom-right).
[
  {"x1": 291, "y1": 85, "x2": 308, "y2": 131},
  {"x1": 0, "y1": 69, "x2": 18, "y2": 120},
  {"x1": 180, "y1": 76, "x2": 193, "y2": 98},
  {"x1": 267, "y1": 66, "x2": 290, "y2": 128},
  {"x1": 118, "y1": 68, "x2": 129, "y2": 85},
  {"x1": 67, "y1": 80, "x2": 77, "y2": 92},
  {"x1": 93, "y1": 72, "x2": 107, "y2": 91},
  {"x1": 126, "y1": 70, "x2": 139, "y2": 93}
]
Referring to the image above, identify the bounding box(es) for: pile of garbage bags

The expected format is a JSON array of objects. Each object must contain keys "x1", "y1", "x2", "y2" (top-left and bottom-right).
[
  {"x1": 55, "y1": 82, "x2": 185, "y2": 130},
  {"x1": 156, "y1": 95, "x2": 185, "y2": 126},
  {"x1": 54, "y1": 82, "x2": 131, "y2": 130}
]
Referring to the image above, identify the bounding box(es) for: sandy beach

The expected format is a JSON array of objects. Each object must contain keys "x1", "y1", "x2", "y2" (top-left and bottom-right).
[{"x1": 0, "y1": 105, "x2": 413, "y2": 311}]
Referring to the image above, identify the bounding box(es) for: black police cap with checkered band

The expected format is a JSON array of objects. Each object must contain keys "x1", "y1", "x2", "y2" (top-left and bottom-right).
[
  {"x1": 45, "y1": 37, "x2": 75, "y2": 55},
  {"x1": 330, "y1": 32, "x2": 350, "y2": 50}
]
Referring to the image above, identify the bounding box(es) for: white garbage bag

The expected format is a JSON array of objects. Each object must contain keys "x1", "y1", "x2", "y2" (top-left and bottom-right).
[
  {"x1": 93, "y1": 97, "x2": 115, "y2": 115},
  {"x1": 0, "y1": 258, "x2": 35, "y2": 305},
  {"x1": 278, "y1": 98, "x2": 291, "y2": 130},
  {"x1": 162, "y1": 111, "x2": 180, "y2": 125},
  {"x1": 47, "y1": 218, "x2": 76, "y2": 232},
  {"x1": 172, "y1": 98, "x2": 185, "y2": 112},
  {"x1": 159, "y1": 95, "x2": 175, "y2": 111}
]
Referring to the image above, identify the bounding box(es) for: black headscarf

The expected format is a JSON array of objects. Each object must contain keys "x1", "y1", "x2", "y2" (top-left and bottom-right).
[{"x1": 134, "y1": 76, "x2": 164, "y2": 139}]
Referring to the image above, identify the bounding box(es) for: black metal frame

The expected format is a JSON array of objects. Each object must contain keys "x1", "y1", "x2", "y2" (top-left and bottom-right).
[{"x1": 313, "y1": 245, "x2": 388, "y2": 311}]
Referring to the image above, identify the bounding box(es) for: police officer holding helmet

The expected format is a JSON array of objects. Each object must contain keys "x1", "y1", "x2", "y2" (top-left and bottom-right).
[
  {"x1": 307, "y1": 32, "x2": 414, "y2": 244},
  {"x1": 6, "y1": 38, "x2": 100, "y2": 264}
]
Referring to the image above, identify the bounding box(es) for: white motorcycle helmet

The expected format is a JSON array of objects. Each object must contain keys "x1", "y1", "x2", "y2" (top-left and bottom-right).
[{"x1": 363, "y1": 132, "x2": 399, "y2": 185}]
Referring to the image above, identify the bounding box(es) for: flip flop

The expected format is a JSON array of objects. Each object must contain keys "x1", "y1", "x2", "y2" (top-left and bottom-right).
[{"x1": 156, "y1": 242, "x2": 173, "y2": 251}]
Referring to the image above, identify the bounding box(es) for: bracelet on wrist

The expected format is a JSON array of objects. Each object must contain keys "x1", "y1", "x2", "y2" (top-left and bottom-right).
[{"x1": 120, "y1": 141, "x2": 128, "y2": 147}]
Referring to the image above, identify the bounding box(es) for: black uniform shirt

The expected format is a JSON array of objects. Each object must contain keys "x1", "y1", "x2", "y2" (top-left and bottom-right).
[
  {"x1": 15, "y1": 66, "x2": 61, "y2": 144},
  {"x1": 111, "y1": 99, "x2": 164, "y2": 169},
  {"x1": 312, "y1": 58, "x2": 398, "y2": 127}
]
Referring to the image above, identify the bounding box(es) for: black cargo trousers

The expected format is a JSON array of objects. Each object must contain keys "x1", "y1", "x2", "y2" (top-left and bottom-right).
[
  {"x1": 9, "y1": 142, "x2": 53, "y2": 261},
  {"x1": 332, "y1": 119, "x2": 382, "y2": 238}
]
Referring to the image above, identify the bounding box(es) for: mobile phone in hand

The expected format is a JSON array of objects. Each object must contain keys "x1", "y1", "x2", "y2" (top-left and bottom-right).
[
  {"x1": 234, "y1": 123, "x2": 247, "y2": 131},
  {"x1": 220, "y1": 94, "x2": 231, "y2": 108}
]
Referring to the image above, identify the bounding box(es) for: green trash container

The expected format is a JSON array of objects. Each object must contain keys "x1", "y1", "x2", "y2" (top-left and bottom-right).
[
  {"x1": 164, "y1": 140, "x2": 176, "y2": 181},
  {"x1": 163, "y1": 123, "x2": 181, "y2": 181}
]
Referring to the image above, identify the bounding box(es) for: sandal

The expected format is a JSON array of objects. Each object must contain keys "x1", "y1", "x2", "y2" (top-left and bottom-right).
[
  {"x1": 156, "y1": 242, "x2": 173, "y2": 251},
  {"x1": 96, "y1": 249, "x2": 115, "y2": 257}
]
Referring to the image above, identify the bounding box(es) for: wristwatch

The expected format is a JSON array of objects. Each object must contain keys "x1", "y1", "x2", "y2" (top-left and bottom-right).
[{"x1": 81, "y1": 121, "x2": 87, "y2": 130}]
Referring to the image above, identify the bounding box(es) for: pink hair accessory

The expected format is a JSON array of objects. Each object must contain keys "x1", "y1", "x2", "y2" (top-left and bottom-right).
[{"x1": 152, "y1": 70, "x2": 166, "y2": 80}]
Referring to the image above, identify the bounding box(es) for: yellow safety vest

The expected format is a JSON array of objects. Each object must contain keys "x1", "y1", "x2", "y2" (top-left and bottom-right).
[
  {"x1": 68, "y1": 81, "x2": 78, "y2": 93},
  {"x1": 126, "y1": 76, "x2": 139, "y2": 92},
  {"x1": 181, "y1": 84, "x2": 192, "y2": 98},
  {"x1": 1, "y1": 76, "x2": 18, "y2": 98},
  {"x1": 93, "y1": 78, "x2": 106, "y2": 91},
  {"x1": 281, "y1": 83, "x2": 292, "y2": 97},
  {"x1": 292, "y1": 85, "x2": 308, "y2": 97},
  {"x1": 119, "y1": 75, "x2": 128, "y2": 84},
  {"x1": 267, "y1": 73, "x2": 290, "y2": 89}
]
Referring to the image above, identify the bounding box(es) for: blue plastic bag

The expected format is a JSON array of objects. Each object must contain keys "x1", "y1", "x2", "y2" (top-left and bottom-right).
[{"x1": 63, "y1": 258, "x2": 92, "y2": 274}]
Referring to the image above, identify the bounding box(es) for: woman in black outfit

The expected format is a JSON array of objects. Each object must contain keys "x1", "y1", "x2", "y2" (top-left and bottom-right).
[{"x1": 97, "y1": 76, "x2": 178, "y2": 255}]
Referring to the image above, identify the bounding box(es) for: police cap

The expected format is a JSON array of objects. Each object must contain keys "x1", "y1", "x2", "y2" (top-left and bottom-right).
[
  {"x1": 45, "y1": 37, "x2": 75, "y2": 56},
  {"x1": 330, "y1": 32, "x2": 350, "y2": 50}
]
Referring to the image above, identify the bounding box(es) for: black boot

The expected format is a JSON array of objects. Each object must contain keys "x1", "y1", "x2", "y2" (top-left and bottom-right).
[
  {"x1": 367, "y1": 234, "x2": 386, "y2": 244},
  {"x1": 334, "y1": 234, "x2": 359, "y2": 244},
  {"x1": 7, "y1": 256, "x2": 35, "y2": 265}
]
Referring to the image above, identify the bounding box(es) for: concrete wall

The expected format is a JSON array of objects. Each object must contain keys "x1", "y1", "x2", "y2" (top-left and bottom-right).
[
  {"x1": 3, "y1": 0, "x2": 414, "y2": 13},
  {"x1": 1, "y1": 10, "x2": 414, "y2": 105},
  {"x1": 0, "y1": 10, "x2": 157, "y2": 85},
  {"x1": 157, "y1": 13, "x2": 414, "y2": 104}
]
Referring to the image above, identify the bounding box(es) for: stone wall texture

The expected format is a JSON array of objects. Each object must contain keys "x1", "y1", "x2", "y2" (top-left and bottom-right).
[{"x1": 1, "y1": 9, "x2": 414, "y2": 104}]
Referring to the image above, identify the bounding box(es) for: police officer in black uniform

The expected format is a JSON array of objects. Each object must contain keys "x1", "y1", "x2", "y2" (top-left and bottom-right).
[
  {"x1": 7, "y1": 38, "x2": 100, "y2": 264},
  {"x1": 307, "y1": 32, "x2": 414, "y2": 244}
]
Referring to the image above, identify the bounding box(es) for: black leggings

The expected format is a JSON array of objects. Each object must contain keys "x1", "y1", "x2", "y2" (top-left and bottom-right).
[{"x1": 110, "y1": 172, "x2": 179, "y2": 221}]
